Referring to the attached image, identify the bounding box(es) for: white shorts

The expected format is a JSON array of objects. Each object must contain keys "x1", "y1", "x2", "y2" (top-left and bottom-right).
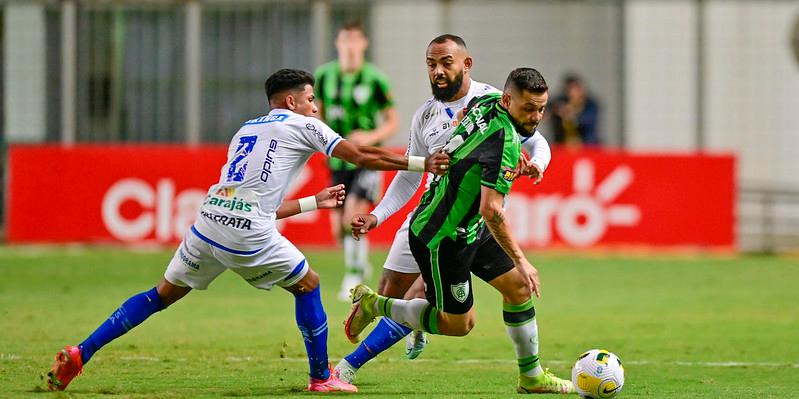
[
  {"x1": 164, "y1": 227, "x2": 308, "y2": 290},
  {"x1": 383, "y1": 215, "x2": 421, "y2": 274}
]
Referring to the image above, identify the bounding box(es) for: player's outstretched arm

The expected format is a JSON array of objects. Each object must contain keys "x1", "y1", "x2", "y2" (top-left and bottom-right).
[
  {"x1": 276, "y1": 184, "x2": 346, "y2": 219},
  {"x1": 331, "y1": 140, "x2": 450, "y2": 175},
  {"x1": 479, "y1": 186, "x2": 541, "y2": 298}
]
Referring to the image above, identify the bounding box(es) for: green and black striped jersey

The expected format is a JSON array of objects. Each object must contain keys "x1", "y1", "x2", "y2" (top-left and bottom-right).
[
  {"x1": 314, "y1": 61, "x2": 393, "y2": 171},
  {"x1": 410, "y1": 93, "x2": 522, "y2": 248}
]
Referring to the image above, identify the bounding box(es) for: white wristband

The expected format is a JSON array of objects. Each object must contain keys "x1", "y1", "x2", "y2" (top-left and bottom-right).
[
  {"x1": 298, "y1": 196, "x2": 317, "y2": 213},
  {"x1": 408, "y1": 156, "x2": 426, "y2": 172}
]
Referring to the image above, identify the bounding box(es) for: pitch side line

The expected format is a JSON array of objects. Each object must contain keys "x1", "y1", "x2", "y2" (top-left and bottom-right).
[
  {"x1": 3, "y1": 354, "x2": 790, "y2": 368},
  {"x1": 147, "y1": 356, "x2": 799, "y2": 368}
]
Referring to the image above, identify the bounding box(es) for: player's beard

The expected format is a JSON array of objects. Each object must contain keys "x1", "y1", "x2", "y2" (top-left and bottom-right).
[{"x1": 430, "y1": 70, "x2": 464, "y2": 101}]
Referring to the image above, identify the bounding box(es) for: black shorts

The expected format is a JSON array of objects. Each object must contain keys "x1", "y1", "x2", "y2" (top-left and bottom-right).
[
  {"x1": 409, "y1": 228, "x2": 513, "y2": 314},
  {"x1": 331, "y1": 168, "x2": 382, "y2": 204}
]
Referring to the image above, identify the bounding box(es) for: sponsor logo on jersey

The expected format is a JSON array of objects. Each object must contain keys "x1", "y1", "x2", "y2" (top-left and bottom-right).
[
  {"x1": 178, "y1": 248, "x2": 200, "y2": 271},
  {"x1": 214, "y1": 187, "x2": 236, "y2": 197},
  {"x1": 502, "y1": 167, "x2": 518, "y2": 182},
  {"x1": 353, "y1": 84, "x2": 371, "y2": 105},
  {"x1": 260, "y1": 139, "x2": 279, "y2": 182},
  {"x1": 469, "y1": 107, "x2": 489, "y2": 134},
  {"x1": 305, "y1": 123, "x2": 328, "y2": 146},
  {"x1": 200, "y1": 210, "x2": 252, "y2": 230},
  {"x1": 451, "y1": 281, "x2": 470, "y2": 303},
  {"x1": 245, "y1": 269, "x2": 273, "y2": 283},
  {"x1": 245, "y1": 114, "x2": 288, "y2": 125},
  {"x1": 203, "y1": 195, "x2": 253, "y2": 213}
]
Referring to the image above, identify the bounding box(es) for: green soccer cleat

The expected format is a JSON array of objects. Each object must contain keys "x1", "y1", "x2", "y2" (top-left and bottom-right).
[
  {"x1": 344, "y1": 284, "x2": 378, "y2": 344},
  {"x1": 517, "y1": 368, "x2": 575, "y2": 394}
]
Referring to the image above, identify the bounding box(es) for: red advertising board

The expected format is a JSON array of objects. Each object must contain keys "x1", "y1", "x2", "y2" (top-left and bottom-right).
[{"x1": 6, "y1": 145, "x2": 735, "y2": 249}]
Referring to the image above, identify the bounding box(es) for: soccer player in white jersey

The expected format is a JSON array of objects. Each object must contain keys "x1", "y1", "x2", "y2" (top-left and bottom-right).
[
  {"x1": 333, "y1": 35, "x2": 553, "y2": 387},
  {"x1": 44, "y1": 68, "x2": 450, "y2": 393}
]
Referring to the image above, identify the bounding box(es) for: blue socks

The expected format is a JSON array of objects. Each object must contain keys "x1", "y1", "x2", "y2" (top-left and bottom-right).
[
  {"x1": 344, "y1": 317, "x2": 411, "y2": 369},
  {"x1": 76, "y1": 283, "x2": 332, "y2": 382},
  {"x1": 79, "y1": 287, "x2": 165, "y2": 364},
  {"x1": 294, "y1": 285, "x2": 329, "y2": 380}
]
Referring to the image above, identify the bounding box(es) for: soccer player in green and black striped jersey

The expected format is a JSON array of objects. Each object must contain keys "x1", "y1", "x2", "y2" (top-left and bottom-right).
[
  {"x1": 314, "y1": 23, "x2": 398, "y2": 300},
  {"x1": 346, "y1": 68, "x2": 575, "y2": 394}
]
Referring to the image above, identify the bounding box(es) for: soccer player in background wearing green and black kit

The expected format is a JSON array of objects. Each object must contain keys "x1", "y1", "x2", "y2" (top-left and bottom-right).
[{"x1": 314, "y1": 23, "x2": 398, "y2": 300}]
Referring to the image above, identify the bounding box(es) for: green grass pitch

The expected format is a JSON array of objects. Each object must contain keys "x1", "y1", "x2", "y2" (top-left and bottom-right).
[{"x1": 0, "y1": 246, "x2": 797, "y2": 398}]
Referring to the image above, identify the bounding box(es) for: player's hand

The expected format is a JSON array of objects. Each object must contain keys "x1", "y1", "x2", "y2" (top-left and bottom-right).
[
  {"x1": 425, "y1": 150, "x2": 450, "y2": 176},
  {"x1": 518, "y1": 153, "x2": 543, "y2": 184},
  {"x1": 315, "y1": 184, "x2": 346, "y2": 209},
  {"x1": 515, "y1": 258, "x2": 541, "y2": 298},
  {"x1": 350, "y1": 214, "x2": 378, "y2": 241}
]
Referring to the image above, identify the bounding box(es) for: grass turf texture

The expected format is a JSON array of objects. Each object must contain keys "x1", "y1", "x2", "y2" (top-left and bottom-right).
[{"x1": 0, "y1": 246, "x2": 797, "y2": 398}]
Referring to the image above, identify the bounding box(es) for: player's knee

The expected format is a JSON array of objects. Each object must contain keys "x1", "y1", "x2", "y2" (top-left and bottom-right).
[
  {"x1": 156, "y1": 278, "x2": 191, "y2": 308},
  {"x1": 450, "y1": 318, "x2": 475, "y2": 336},
  {"x1": 286, "y1": 269, "x2": 319, "y2": 295},
  {"x1": 503, "y1": 280, "x2": 532, "y2": 304},
  {"x1": 443, "y1": 314, "x2": 475, "y2": 336},
  {"x1": 378, "y1": 270, "x2": 416, "y2": 297}
]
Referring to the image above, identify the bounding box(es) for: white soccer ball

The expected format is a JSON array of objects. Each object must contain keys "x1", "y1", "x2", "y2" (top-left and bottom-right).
[{"x1": 571, "y1": 349, "x2": 625, "y2": 398}]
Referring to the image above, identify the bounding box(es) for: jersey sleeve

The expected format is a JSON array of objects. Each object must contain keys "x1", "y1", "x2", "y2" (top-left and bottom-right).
[
  {"x1": 479, "y1": 128, "x2": 519, "y2": 195},
  {"x1": 407, "y1": 105, "x2": 428, "y2": 156},
  {"x1": 300, "y1": 117, "x2": 344, "y2": 156},
  {"x1": 371, "y1": 170, "x2": 423, "y2": 226},
  {"x1": 521, "y1": 130, "x2": 551, "y2": 173},
  {"x1": 372, "y1": 69, "x2": 394, "y2": 110}
]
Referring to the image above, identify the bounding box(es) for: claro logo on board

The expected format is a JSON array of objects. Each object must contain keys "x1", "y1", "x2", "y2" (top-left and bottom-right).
[
  {"x1": 506, "y1": 158, "x2": 641, "y2": 247},
  {"x1": 101, "y1": 178, "x2": 206, "y2": 241}
]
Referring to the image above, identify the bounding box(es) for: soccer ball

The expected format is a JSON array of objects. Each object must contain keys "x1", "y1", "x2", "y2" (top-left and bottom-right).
[{"x1": 571, "y1": 349, "x2": 625, "y2": 398}]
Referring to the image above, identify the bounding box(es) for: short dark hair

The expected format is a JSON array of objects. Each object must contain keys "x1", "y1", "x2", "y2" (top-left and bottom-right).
[
  {"x1": 264, "y1": 69, "x2": 314, "y2": 101},
  {"x1": 504, "y1": 68, "x2": 548, "y2": 94},
  {"x1": 428, "y1": 34, "x2": 467, "y2": 49},
  {"x1": 338, "y1": 21, "x2": 366, "y2": 35},
  {"x1": 563, "y1": 72, "x2": 583, "y2": 87}
]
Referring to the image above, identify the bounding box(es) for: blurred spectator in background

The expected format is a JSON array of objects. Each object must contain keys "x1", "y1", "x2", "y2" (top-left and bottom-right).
[
  {"x1": 314, "y1": 23, "x2": 398, "y2": 300},
  {"x1": 550, "y1": 73, "x2": 600, "y2": 147}
]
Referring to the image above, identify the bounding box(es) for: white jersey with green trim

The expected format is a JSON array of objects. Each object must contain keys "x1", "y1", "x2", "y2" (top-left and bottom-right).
[{"x1": 193, "y1": 108, "x2": 343, "y2": 253}]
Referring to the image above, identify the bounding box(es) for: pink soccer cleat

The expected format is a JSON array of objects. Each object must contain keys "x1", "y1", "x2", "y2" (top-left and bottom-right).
[
  {"x1": 45, "y1": 346, "x2": 83, "y2": 391},
  {"x1": 307, "y1": 373, "x2": 358, "y2": 393}
]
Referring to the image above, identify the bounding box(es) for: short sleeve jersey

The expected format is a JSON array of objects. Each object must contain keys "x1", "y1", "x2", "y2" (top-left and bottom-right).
[
  {"x1": 314, "y1": 61, "x2": 393, "y2": 170},
  {"x1": 410, "y1": 93, "x2": 522, "y2": 248},
  {"x1": 193, "y1": 108, "x2": 343, "y2": 252}
]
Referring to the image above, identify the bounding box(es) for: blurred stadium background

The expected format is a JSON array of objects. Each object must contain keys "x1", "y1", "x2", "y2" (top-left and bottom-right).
[
  {"x1": 1, "y1": 0, "x2": 798, "y2": 251},
  {"x1": 1, "y1": 1, "x2": 799, "y2": 397}
]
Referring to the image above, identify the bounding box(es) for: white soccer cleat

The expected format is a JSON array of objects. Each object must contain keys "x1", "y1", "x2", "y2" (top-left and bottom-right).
[
  {"x1": 333, "y1": 358, "x2": 358, "y2": 384},
  {"x1": 405, "y1": 330, "x2": 428, "y2": 360}
]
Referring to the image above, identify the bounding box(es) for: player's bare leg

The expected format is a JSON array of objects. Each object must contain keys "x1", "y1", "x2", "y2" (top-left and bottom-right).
[{"x1": 488, "y1": 269, "x2": 574, "y2": 394}]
